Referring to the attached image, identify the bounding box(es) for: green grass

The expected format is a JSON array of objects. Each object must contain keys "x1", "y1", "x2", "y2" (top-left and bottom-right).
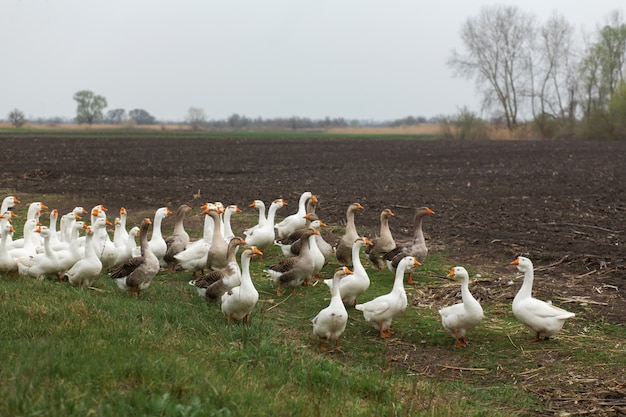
[{"x1": 1, "y1": 200, "x2": 624, "y2": 416}]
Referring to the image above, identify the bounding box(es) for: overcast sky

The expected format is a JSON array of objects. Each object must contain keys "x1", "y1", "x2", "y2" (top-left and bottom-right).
[{"x1": 1, "y1": 1, "x2": 624, "y2": 122}]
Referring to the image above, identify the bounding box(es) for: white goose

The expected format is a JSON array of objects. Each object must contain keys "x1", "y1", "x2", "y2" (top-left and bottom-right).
[
  {"x1": 355, "y1": 256, "x2": 420, "y2": 338},
  {"x1": 91, "y1": 216, "x2": 117, "y2": 271},
  {"x1": 325, "y1": 236, "x2": 372, "y2": 306},
  {"x1": 60, "y1": 207, "x2": 87, "y2": 244},
  {"x1": 275, "y1": 191, "x2": 317, "y2": 240},
  {"x1": 64, "y1": 225, "x2": 103, "y2": 287},
  {"x1": 149, "y1": 206, "x2": 172, "y2": 268},
  {"x1": 244, "y1": 198, "x2": 285, "y2": 254},
  {"x1": 511, "y1": 256, "x2": 575, "y2": 342},
  {"x1": 439, "y1": 266, "x2": 484, "y2": 347},
  {"x1": 220, "y1": 246, "x2": 263, "y2": 325},
  {"x1": 10, "y1": 201, "x2": 47, "y2": 249},
  {"x1": 222, "y1": 204, "x2": 242, "y2": 242},
  {"x1": 113, "y1": 225, "x2": 140, "y2": 266},
  {"x1": 113, "y1": 207, "x2": 129, "y2": 248},
  {"x1": 244, "y1": 199, "x2": 267, "y2": 239},
  {"x1": 0, "y1": 221, "x2": 17, "y2": 276},
  {"x1": 8, "y1": 219, "x2": 40, "y2": 259},
  {"x1": 312, "y1": 266, "x2": 352, "y2": 351},
  {"x1": 1, "y1": 195, "x2": 20, "y2": 213},
  {"x1": 55, "y1": 220, "x2": 86, "y2": 275},
  {"x1": 16, "y1": 226, "x2": 63, "y2": 281},
  {"x1": 0, "y1": 196, "x2": 19, "y2": 248},
  {"x1": 174, "y1": 204, "x2": 216, "y2": 276}
]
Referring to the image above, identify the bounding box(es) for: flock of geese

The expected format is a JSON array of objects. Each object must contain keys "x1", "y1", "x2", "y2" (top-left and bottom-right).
[{"x1": 0, "y1": 192, "x2": 575, "y2": 350}]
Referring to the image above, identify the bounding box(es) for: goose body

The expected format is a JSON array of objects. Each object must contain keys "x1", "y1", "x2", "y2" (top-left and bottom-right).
[
  {"x1": 264, "y1": 228, "x2": 319, "y2": 296},
  {"x1": 383, "y1": 207, "x2": 435, "y2": 284},
  {"x1": 175, "y1": 205, "x2": 215, "y2": 275},
  {"x1": 113, "y1": 226, "x2": 140, "y2": 266},
  {"x1": 109, "y1": 218, "x2": 160, "y2": 298},
  {"x1": 511, "y1": 256, "x2": 575, "y2": 342},
  {"x1": 163, "y1": 204, "x2": 192, "y2": 271},
  {"x1": 439, "y1": 266, "x2": 484, "y2": 347},
  {"x1": 366, "y1": 209, "x2": 396, "y2": 271},
  {"x1": 355, "y1": 256, "x2": 420, "y2": 338},
  {"x1": 205, "y1": 207, "x2": 231, "y2": 271},
  {"x1": 64, "y1": 225, "x2": 103, "y2": 287},
  {"x1": 16, "y1": 226, "x2": 62, "y2": 280},
  {"x1": 335, "y1": 202, "x2": 364, "y2": 266},
  {"x1": 245, "y1": 198, "x2": 285, "y2": 253},
  {"x1": 91, "y1": 216, "x2": 117, "y2": 271},
  {"x1": 275, "y1": 192, "x2": 317, "y2": 240},
  {"x1": 8, "y1": 219, "x2": 40, "y2": 259},
  {"x1": 220, "y1": 246, "x2": 263, "y2": 324},
  {"x1": 325, "y1": 237, "x2": 371, "y2": 306},
  {"x1": 0, "y1": 222, "x2": 17, "y2": 275},
  {"x1": 244, "y1": 200, "x2": 267, "y2": 238},
  {"x1": 312, "y1": 266, "x2": 352, "y2": 351},
  {"x1": 189, "y1": 237, "x2": 245, "y2": 303}
]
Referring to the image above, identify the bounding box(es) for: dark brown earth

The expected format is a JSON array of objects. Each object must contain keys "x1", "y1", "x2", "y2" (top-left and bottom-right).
[
  {"x1": 1, "y1": 131, "x2": 624, "y2": 324},
  {"x1": 2, "y1": 130, "x2": 625, "y2": 415}
]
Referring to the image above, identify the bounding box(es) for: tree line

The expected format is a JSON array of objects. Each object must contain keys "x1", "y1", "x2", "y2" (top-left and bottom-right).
[{"x1": 448, "y1": 5, "x2": 626, "y2": 140}]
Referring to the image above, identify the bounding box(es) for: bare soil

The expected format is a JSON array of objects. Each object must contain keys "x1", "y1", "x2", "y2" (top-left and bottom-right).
[{"x1": 2, "y1": 131, "x2": 625, "y2": 415}]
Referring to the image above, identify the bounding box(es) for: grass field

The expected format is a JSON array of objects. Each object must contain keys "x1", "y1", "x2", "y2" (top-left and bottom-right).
[{"x1": 1, "y1": 200, "x2": 624, "y2": 417}]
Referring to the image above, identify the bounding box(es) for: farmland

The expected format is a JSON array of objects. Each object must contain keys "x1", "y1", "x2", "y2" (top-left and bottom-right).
[{"x1": 0, "y1": 129, "x2": 624, "y2": 416}]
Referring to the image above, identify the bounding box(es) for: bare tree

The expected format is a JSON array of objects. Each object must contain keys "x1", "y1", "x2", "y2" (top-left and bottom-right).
[
  {"x1": 186, "y1": 107, "x2": 207, "y2": 130},
  {"x1": 448, "y1": 5, "x2": 536, "y2": 130},
  {"x1": 8, "y1": 109, "x2": 26, "y2": 128}
]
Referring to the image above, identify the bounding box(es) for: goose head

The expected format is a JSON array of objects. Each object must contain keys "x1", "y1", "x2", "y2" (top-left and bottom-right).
[{"x1": 511, "y1": 256, "x2": 533, "y2": 272}]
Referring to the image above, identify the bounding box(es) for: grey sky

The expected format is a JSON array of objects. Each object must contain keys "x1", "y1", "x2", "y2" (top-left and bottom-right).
[{"x1": 1, "y1": 1, "x2": 624, "y2": 122}]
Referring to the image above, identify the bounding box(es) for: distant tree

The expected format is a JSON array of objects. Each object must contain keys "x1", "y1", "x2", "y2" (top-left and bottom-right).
[
  {"x1": 448, "y1": 5, "x2": 536, "y2": 130},
  {"x1": 128, "y1": 109, "x2": 155, "y2": 125},
  {"x1": 578, "y1": 10, "x2": 626, "y2": 118},
  {"x1": 186, "y1": 107, "x2": 207, "y2": 130},
  {"x1": 105, "y1": 108, "x2": 126, "y2": 124},
  {"x1": 8, "y1": 109, "x2": 26, "y2": 128},
  {"x1": 73, "y1": 90, "x2": 108, "y2": 125}
]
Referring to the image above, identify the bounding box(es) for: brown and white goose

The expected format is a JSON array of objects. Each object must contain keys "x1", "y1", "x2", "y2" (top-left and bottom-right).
[
  {"x1": 189, "y1": 236, "x2": 246, "y2": 303},
  {"x1": 383, "y1": 207, "x2": 435, "y2": 284},
  {"x1": 205, "y1": 206, "x2": 231, "y2": 271},
  {"x1": 264, "y1": 228, "x2": 319, "y2": 296},
  {"x1": 163, "y1": 204, "x2": 192, "y2": 272},
  {"x1": 334, "y1": 202, "x2": 364, "y2": 266},
  {"x1": 275, "y1": 212, "x2": 320, "y2": 257},
  {"x1": 365, "y1": 208, "x2": 396, "y2": 271},
  {"x1": 109, "y1": 218, "x2": 160, "y2": 298}
]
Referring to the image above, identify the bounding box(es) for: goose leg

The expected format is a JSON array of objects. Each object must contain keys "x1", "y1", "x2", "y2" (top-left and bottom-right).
[{"x1": 407, "y1": 272, "x2": 415, "y2": 285}]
